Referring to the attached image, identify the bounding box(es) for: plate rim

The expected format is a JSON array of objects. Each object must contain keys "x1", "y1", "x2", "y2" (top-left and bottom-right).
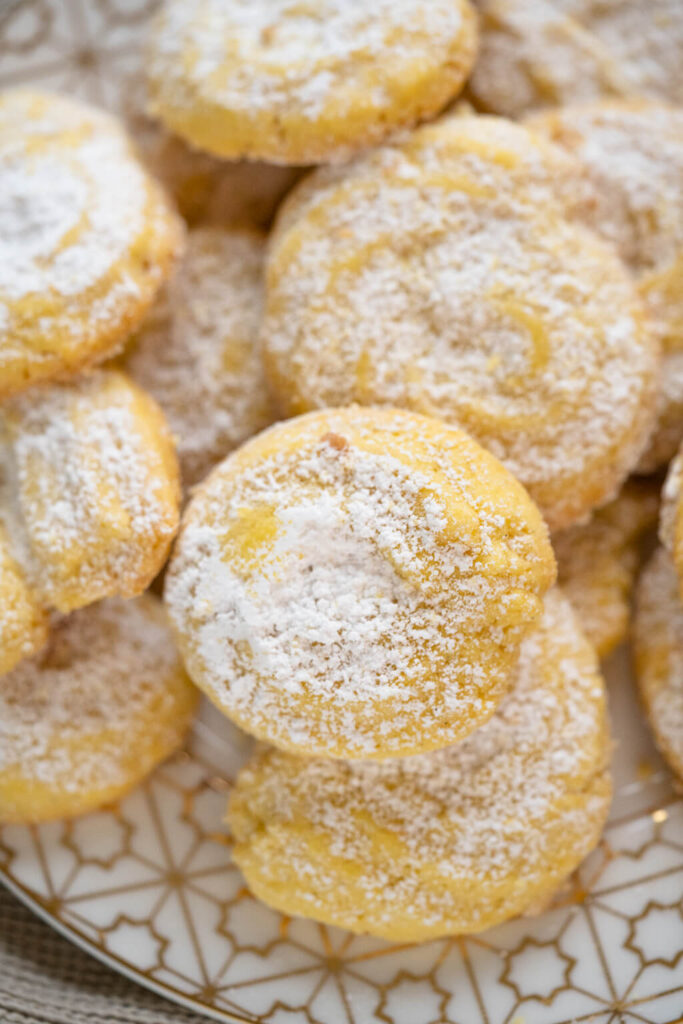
[
  {"x1": 2, "y1": 783, "x2": 681, "y2": 1024},
  {"x1": 0, "y1": 867, "x2": 252, "y2": 1024}
]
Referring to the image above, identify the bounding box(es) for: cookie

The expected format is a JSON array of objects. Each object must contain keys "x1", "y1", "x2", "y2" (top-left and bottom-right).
[
  {"x1": 469, "y1": 0, "x2": 683, "y2": 118},
  {"x1": 165, "y1": 407, "x2": 555, "y2": 759},
  {"x1": 0, "y1": 520, "x2": 47, "y2": 676},
  {"x1": 228, "y1": 588, "x2": 611, "y2": 940},
  {"x1": 1, "y1": 369, "x2": 180, "y2": 613},
  {"x1": 554, "y1": 479, "x2": 659, "y2": 658},
  {"x1": 0, "y1": 89, "x2": 184, "y2": 398},
  {"x1": 633, "y1": 547, "x2": 683, "y2": 781},
  {"x1": 146, "y1": 0, "x2": 478, "y2": 164},
  {"x1": 263, "y1": 118, "x2": 658, "y2": 530},
  {"x1": 122, "y1": 227, "x2": 273, "y2": 488},
  {"x1": 529, "y1": 102, "x2": 683, "y2": 472},
  {"x1": 269, "y1": 113, "x2": 597, "y2": 246},
  {"x1": 0, "y1": 596, "x2": 198, "y2": 824}
]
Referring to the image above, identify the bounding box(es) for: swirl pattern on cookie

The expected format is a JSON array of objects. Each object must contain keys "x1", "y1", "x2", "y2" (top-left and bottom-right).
[
  {"x1": 0, "y1": 89, "x2": 184, "y2": 398},
  {"x1": 529, "y1": 101, "x2": 683, "y2": 471},
  {"x1": 228, "y1": 589, "x2": 611, "y2": 940},
  {"x1": 146, "y1": 0, "x2": 478, "y2": 164},
  {"x1": 0, "y1": 596, "x2": 198, "y2": 824},
  {"x1": 263, "y1": 117, "x2": 658, "y2": 530},
  {"x1": 469, "y1": 0, "x2": 683, "y2": 118},
  {"x1": 2, "y1": 370, "x2": 180, "y2": 613},
  {"x1": 165, "y1": 407, "x2": 555, "y2": 759}
]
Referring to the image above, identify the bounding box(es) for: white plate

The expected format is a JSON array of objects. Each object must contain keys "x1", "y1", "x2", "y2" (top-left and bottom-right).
[
  {"x1": 1, "y1": 3, "x2": 682, "y2": 1021},
  {"x1": 2, "y1": 651, "x2": 682, "y2": 1024}
]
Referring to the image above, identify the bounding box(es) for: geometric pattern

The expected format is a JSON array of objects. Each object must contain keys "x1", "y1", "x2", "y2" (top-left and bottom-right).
[
  {"x1": 1, "y1": 690, "x2": 682, "y2": 1024},
  {"x1": 1, "y1": 4, "x2": 682, "y2": 1022}
]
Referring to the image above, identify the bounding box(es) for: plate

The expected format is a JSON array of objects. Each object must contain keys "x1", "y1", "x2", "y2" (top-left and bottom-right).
[{"x1": 1, "y1": 3, "x2": 682, "y2": 1022}]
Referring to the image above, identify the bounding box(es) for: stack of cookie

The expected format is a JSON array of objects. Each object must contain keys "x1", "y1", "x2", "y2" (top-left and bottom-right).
[{"x1": 1, "y1": 0, "x2": 682, "y2": 943}]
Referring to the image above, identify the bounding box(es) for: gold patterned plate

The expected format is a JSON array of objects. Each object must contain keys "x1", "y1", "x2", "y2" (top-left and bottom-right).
[
  {"x1": 1, "y1": 3, "x2": 683, "y2": 1022},
  {"x1": 1, "y1": 653, "x2": 682, "y2": 1024}
]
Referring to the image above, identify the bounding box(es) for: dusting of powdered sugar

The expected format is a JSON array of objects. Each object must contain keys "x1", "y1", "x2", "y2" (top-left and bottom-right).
[
  {"x1": 2, "y1": 371, "x2": 178, "y2": 611},
  {"x1": 229, "y1": 588, "x2": 610, "y2": 934},
  {"x1": 0, "y1": 509, "x2": 46, "y2": 672},
  {"x1": 148, "y1": 0, "x2": 467, "y2": 119},
  {"x1": 263, "y1": 122, "x2": 657, "y2": 530},
  {"x1": 125, "y1": 227, "x2": 273, "y2": 488},
  {"x1": 0, "y1": 91, "x2": 148, "y2": 303},
  {"x1": 0, "y1": 597, "x2": 194, "y2": 795},
  {"x1": 528, "y1": 103, "x2": 683, "y2": 280},
  {"x1": 165, "y1": 407, "x2": 555, "y2": 757},
  {"x1": 634, "y1": 547, "x2": 683, "y2": 779},
  {"x1": 469, "y1": 0, "x2": 683, "y2": 117},
  {"x1": 554, "y1": 479, "x2": 659, "y2": 657}
]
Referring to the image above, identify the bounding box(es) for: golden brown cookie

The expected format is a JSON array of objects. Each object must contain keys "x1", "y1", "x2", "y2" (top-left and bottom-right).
[
  {"x1": 146, "y1": 0, "x2": 478, "y2": 164},
  {"x1": 0, "y1": 89, "x2": 184, "y2": 398},
  {"x1": 1, "y1": 369, "x2": 180, "y2": 613},
  {"x1": 469, "y1": 0, "x2": 683, "y2": 118},
  {"x1": 0, "y1": 595, "x2": 198, "y2": 824},
  {"x1": 165, "y1": 407, "x2": 555, "y2": 759},
  {"x1": 263, "y1": 117, "x2": 658, "y2": 530},
  {"x1": 529, "y1": 102, "x2": 683, "y2": 472},
  {"x1": 229, "y1": 588, "x2": 611, "y2": 940}
]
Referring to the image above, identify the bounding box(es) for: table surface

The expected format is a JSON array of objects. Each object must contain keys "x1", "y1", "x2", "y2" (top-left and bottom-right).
[{"x1": 0, "y1": 884, "x2": 207, "y2": 1024}]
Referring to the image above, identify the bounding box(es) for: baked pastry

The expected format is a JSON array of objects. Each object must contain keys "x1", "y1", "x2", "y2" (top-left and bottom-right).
[
  {"x1": 529, "y1": 102, "x2": 683, "y2": 472},
  {"x1": 0, "y1": 595, "x2": 198, "y2": 824},
  {"x1": 0, "y1": 520, "x2": 47, "y2": 676},
  {"x1": 469, "y1": 0, "x2": 683, "y2": 118},
  {"x1": 122, "y1": 226, "x2": 273, "y2": 488},
  {"x1": 554, "y1": 479, "x2": 659, "y2": 658},
  {"x1": 269, "y1": 113, "x2": 597, "y2": 245},
  {"x1": 165, "y1": 407, "x2": 555, "y2": 759},
  {"x1": 263, "y1": 118, "x2": 658, "y2": 530},
  {"x1": 145, "y1": 0, "x2": 478, "y2": 164},
  {"x1": 1, "y1": 369, "x2": 180, "y2": 613},
  {"x1": 228, "y1": 588, "x2": 611, "y2": 940},
  {"x1": 0, "y1": 89, "x2": 184, "y2": 398},
  {"x1": 633, "y1": 547, "x2": 683, "y2": 780}
]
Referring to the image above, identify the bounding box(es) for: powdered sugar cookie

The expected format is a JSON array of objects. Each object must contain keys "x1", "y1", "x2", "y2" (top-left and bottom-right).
[
  {"x1": 0, "y1": 89, "x2": 184, "y2": 399},
  {"x1": 529, "y1": 102, "x2": 683, "y2": 472},
  {"x1": 0, "y1": 520, "x2": 47, "y2": 676},
  {"x1": 2, "y1": 370, "x2": 180, "y2": 613},
  {"x1": 123, "y1": 227, "x2": 273, "y2": 489},
  {"x1": 263, "y1": 120, "x2": 658, "y2": 531},
  {"x1": 228, "y1": 588, "x2": 611, "y2": 940},
  {"x1": 634, "y1": 547, "x2": 683, "y2": 781},
  {"x1": 269, "y1": 113, "x2": 597, "y2": 247},
  {"x1": 469, "y1": 0, "x2": 683, "y2": 118},
  {"x1": 0, "y1": 596, "x2": 198, "y2": 824},
  {"x1": 146, "y1": 0, "x2": 478, "y2": 164},
  {"x1": 554, "y1": 479, "x2": 659, "y2": 658},
  {"x1": 574, "y1": 0, "x2": 683, "y2": 106},
  {"x1": 165, "y1": 407, "x2": 555, "y2": 759}
]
